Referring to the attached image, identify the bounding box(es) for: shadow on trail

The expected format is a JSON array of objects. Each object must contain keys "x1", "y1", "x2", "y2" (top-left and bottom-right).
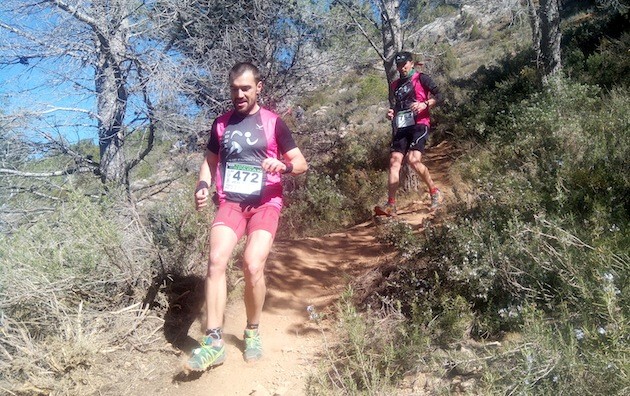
[{"x1": 143, "y1": 273, "x2": 205, "y2": 353}]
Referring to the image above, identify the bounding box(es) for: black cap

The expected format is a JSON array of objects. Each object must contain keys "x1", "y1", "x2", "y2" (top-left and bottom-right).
[{"x1": 394, "y1": 51, "x2": 413, "y2": 65}]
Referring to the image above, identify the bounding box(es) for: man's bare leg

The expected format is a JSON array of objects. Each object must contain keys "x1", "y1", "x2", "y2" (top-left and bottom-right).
[
  {"x1": 205, "y1": 225, "x2": 239, "y2": 330},
  {"x1": 387, "y1": 151, "x2": 405, "y2": 201},
  {"x1": 407, "y1": 150, "x2": 436, "y2": 192},
  {"x1": 241, "y1": 229, "x2": 274, "y2": 326}
]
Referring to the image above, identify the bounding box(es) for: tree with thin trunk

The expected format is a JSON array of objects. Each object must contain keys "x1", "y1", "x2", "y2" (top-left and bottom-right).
[
  {"x1": 527, "y1": 0, "x2": 562, "y2": 82},
  {"x1": 335, "y1": 0, "x2": 405, "y2": 103},
  {"x1": 153, "y1": 0, "x2": 330, "y2": 113},
  {"x1": 0, "y1": 0, "x2": 172, "y2": 188}
]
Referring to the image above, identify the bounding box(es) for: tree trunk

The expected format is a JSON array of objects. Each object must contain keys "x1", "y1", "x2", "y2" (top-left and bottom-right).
[
  {"x1": 379, "y1": 0, "x2": 422, "y2": 193},
  {"x1": 540, "y1": 0, "x2": 562, "y2": 79},
  {"x1": 379, "y1": 0, "x2": 403, "y2": 106},
  {"x1": 528, "y1": 0, "x2": 562, "y2": 82},
  {"x1": 95, "y1": 25, "x2": 129, "y2": 186}
]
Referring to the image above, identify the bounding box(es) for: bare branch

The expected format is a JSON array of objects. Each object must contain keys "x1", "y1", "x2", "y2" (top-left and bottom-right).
[
  {"x1": 47, "y1": 0, "x2": 99, "y2": 33},
  {"x1": 0, "y1": 166, "x2": 95, "y2": 178}
]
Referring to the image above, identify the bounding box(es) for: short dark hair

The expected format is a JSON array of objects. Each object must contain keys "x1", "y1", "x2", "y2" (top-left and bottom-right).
[
  {"x1": 394, "y1": 51, "x2": 413, "y2": 65},
  {"x1": 229, "y1": 62, "x2": 261, "y2": 83}
]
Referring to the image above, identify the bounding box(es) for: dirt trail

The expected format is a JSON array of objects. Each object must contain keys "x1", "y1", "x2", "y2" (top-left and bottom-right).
[{"x1": 133, "y1": 142, "x2": 453, "y2": 396}]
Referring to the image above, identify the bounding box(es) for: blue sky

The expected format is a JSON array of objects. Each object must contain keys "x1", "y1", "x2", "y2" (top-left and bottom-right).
[
  {"x1": 0, "y1": 3, "x2": 97, "y2": 145},
  {"x1": 0, "y1": 59, "x2": 97, "y2": 144}
]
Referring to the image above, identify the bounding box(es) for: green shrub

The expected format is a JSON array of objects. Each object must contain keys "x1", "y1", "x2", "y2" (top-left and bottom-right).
[
  {"x1": 564, "y1": 12, "x2": 630, "y2": 89},
  {"x1": 480, "y1": 303, "x2": 629, "y2": 395},
  {"x1": 375, "y1": 218, "x2": 419, "y2": 258},
  {"x1": 414, "y1": 77, "x2": 628, "y2": 394},
  {"x1": 0, "y1": 189, "x2": 159, "y2": 393},
  {"x1": 306, "y1": 290, "x2": 416, "y2": 395},
  {"x1": 357, "y1": 73, "x2": 388, "y2": 105},
  {"x1": 280, "y1": 172, "x2": 355, "y2": 237},
  {"x1": 146, "y1": 185, "x2": 210, "y2": 275}
]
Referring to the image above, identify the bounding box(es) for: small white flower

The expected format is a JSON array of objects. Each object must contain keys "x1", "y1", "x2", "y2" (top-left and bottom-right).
[
  {"x1": 598, "y1": 327, "x2": 606, "y2": 336},
  {"x1": 574, "y1": 328, "x2": 585, "y2": 340}
]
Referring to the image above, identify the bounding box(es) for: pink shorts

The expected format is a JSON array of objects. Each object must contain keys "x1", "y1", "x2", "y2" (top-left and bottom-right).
[{"x1": 212, "y1": 201, "x2": 281, "y2": 239}]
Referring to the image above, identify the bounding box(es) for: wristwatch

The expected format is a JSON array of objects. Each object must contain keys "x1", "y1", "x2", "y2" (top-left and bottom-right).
[{"x1": 282, "y1": 162, "x2": 293, "y2": 174}]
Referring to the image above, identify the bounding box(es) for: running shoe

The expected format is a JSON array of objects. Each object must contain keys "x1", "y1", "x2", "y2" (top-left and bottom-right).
[
  {"x1": 185, "y1": 336, "x2": 226, "y2": 371},
  {"x1": 430, "y1": 188, "x2": 442, "y2": 210},
  {"x1": 243, "y1": 329, "x2": 263, "y2": 362},
  {"x1": 374, "y1": 202, "x2": 397, "y2": 216}
]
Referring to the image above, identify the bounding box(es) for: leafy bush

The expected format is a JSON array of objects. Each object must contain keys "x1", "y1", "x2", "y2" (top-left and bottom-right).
[
  {"x1": 330, "y1": 51, "x2": 629, "y2": 394},
  {"x1": 419, "y1": 78, "x2": 628, "y2": 393},
  {"x1": 480, "y1": 302, "x2": 629, "y2": 395},
  {"x1": 280, "y1": 172, "x2": 356, "y2": 237},
  {"x1": 0, "y1": 189, "x2": 160, "y2": 394},
  {"x1": 306, "y1": 291, "x2": 416, "y2": 395},
  {"x1": 357, "y1": 73, "x2": 388, "y2": 105},
  {"x1": 375, "y1": 218, "x2": 420, "y2": 258},
  {"x1": 145, "y1": 185, "x2": 210, "y2": 277},
  {"x1": 564, "y1": 12, "x2": 630, "y2": 89}
]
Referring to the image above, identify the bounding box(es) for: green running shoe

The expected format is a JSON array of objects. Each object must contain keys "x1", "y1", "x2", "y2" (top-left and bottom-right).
[
  {"x1": 243, "y1": 329, "x2": 262, "y2": 362},
  {"x1": 185, "y1": 336, "x2": 226, "y2": 371}
]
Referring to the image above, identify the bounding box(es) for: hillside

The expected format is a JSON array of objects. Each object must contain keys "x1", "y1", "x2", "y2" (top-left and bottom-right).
[
  {"x1": 116, "y1": 142, "x2": 456, "y2": 396},
  {"x1": 2, "y1": 2, "x2": 628, "y2": 395}
]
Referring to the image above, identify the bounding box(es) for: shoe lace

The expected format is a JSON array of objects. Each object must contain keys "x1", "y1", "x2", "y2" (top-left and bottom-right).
[
  {"x1": 245, "y1": 332, "x2": 261, "y2": 350},
  {"x1": 190, "y1": 344, "x2": 221, "y2": 368}
]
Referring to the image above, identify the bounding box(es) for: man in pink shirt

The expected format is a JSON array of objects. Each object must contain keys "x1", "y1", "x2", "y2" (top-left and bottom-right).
[
  {"x1": 187, "y1": 62, "x2": 308, "y2": 371},
  {"x1": 375, "y1": 51, "x2": 444, "y2": 216}
]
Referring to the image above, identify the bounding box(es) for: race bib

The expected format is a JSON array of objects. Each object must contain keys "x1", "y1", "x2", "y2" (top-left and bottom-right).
[
  {"x1": 395, "y1": 110, "x2": 415, "y2": 128},
  {"x1": 223, "y1": 162, "x2": 263, "y2": 196}
]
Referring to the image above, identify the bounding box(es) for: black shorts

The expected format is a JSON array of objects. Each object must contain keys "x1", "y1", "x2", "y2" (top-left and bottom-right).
[{"x1": 391, "y1": 124, "x2": 429, "y2": 154}]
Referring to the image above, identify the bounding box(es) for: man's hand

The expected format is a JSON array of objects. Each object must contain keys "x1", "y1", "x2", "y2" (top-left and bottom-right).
[
  {"x1": 262, "y1": 157, "x2": 288, "y2": 174},
  {"x1": 195, "y1": 181, "x2": 209, "y2": 211},
  {"x1": 410, "y1": 101, "x2": 429, "y2": 114},
  {"x1": 387, "y1": 108, "x2": 395, "y2": 120}
]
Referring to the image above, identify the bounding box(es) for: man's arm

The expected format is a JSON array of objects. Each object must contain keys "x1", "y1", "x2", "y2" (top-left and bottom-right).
[
  {"x1": 408, "y1": 74, "x2": 443, "y2": 114},
  {"x1": 195, "y1": 150, "x2": 218, "y2": 211},
  {"x1": 261, "y1": 117, "x2": 308, "y2": 175},
  {"x1": 420, "y1": 74, "x2": 443, "y2": 106},
  {"x1": 281, "y1": 147, "x2": 308, "y2": 175},
  {"x1": 261, "y1": 147, "x2": 307, "y2": 175}
]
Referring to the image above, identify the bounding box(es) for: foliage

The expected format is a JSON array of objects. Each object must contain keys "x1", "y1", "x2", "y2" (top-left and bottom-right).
[
  {"x1": 280, "y1": 172, "x2": 357, "y2": 237},
  {"x1": 145, "y1": 185, "x2": 210, "y2": 277},
  {"x1": 357, "y1": 73, "x2": 389, "y2": 105},
  {"x1": 335, "y1": 74, "x2": 629, "y2": 394},
  {"x1": 305, "y1": 290, "x2": 416, "y2": 395},
  {"x1": 375, "y1": 218, "x2": 420, "y2": 258},
  {"x1": 563, "y1": 11, "x2": 630, "y2": 89},
  {"x1": 0, "y1": 190, "x2": 161, "y2": 394}
]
